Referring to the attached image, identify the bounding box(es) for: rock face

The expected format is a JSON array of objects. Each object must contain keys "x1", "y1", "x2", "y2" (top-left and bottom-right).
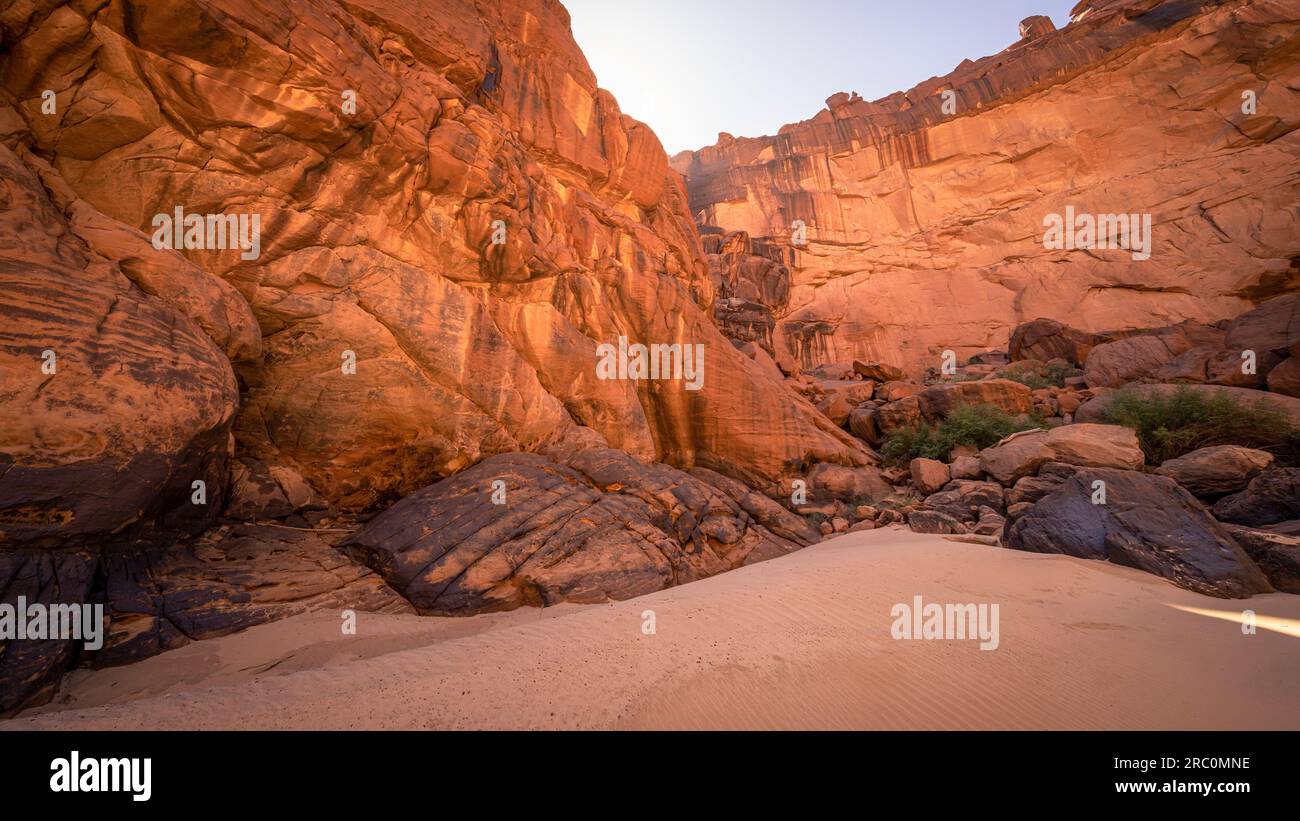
[
  {"x1": 703, "y1": 230, "x2": 792, "y2": 356},
  {"x1": 345, "y1": 449, "x2": 817, "y2": 614},
  {"x1": 0, "y1": 0, "x2": 869, "y2": 534},
  {"x1": 1007, "y1": 469, "x2": 1273, "y2": 598},
  {"x1": 0, "y1": 524, "x2": 410, "y2": 716},
  {"x1": 0, "y1": 143, "x2": 247, "y2": 548},
  {"x1": 672, "y1": 0, "x2": 1300, "y2": 377}
]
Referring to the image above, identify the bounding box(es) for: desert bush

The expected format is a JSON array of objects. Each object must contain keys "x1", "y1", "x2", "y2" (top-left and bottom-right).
[
  {"x1": 1101, "y1": 385, "x2": 1300, "y2": 464},
  {"x1": 880, "y1": 404, "x2": 1042, "y2": 466}
]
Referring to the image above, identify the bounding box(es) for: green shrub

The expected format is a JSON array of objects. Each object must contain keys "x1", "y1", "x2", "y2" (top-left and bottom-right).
[
  {"x1": 880, "y1": 404, "x2": 1042, "y2": 466},
  {"x1": 1101, "y1": 385, "x2": 1300, "y2": 464}
]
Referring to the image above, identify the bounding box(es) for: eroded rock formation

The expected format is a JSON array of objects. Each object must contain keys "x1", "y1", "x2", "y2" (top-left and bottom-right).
[
  {"x1": 672, "y1": 0, "x2": 1300, "y2": 377},
  {"x1": 0, "y1": 0, "x2": 870, "y2": 545},
  {"x1": 0, "y1": 0, "x2": 877, "y2": 714},
  {"x1": 344, "y1": 446, "x2": 819, "y2": 614}
]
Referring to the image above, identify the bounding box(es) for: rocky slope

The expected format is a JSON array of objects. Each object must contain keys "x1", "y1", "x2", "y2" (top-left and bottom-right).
[{"x1": 671, "y1": 0, "x2": 1300, "y2": 377}]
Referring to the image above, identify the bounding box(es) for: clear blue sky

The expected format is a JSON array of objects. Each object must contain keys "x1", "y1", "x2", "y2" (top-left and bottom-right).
[{"x1": 564, "y1": 0, "x2": 1079, "y2": 154}]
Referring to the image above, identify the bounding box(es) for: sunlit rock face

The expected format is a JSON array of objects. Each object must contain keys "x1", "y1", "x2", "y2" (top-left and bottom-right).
[
  {"x1": 672, "y1": 0, "x2": 1300, "y2": 378},
  {"x1": 0, "y1": 0, "x2": 871, "y2": 530}
]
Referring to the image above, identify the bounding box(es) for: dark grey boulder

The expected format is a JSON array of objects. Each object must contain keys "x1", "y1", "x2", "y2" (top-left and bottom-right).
[
  {"x1": 1006, "y1": 468, "x2": 1272, "y2": 598},
  {"x1": 1212, "y1": 468, "x2": 1300, "y2": 527}
]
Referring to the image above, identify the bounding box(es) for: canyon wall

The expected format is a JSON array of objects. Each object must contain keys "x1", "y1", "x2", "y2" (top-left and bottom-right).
[
  {"x1": 671, "y1": 0, "x2": 1300, "y2": 377},
  {"x1": 0, "y1": 0, "x2": 870, "y2": 548}
]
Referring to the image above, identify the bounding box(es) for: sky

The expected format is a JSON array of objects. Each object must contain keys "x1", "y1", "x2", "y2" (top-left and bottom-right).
[{"x1": 564, "y1": 0, "x2": 1080, "y2": 155}]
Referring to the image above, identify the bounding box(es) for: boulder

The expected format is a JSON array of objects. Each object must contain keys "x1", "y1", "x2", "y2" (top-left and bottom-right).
[
  {"x1": 346, "y1": 450, "x2": 817, "y2": 614},
  {"x1": 1019, "y1": 15, "x2": 1057, "y2": 40},
  {"x1": 876, "y1": 395, "x2": 925, "y2": 433},
  {"x1": 1008, "y1": 319, "x2": 1107, "y2": 367},
  {"x1": 1154, "y1": 446, "x2": 1274, "y2": 497},
  {"x1": 916, "y1": 379, "x2": 1034, "y2": 420},
  {"x1": 1009, "y1": 473, "x2": 1069, "y2": 506},
  {"x1": 807, "y1": 462, "x2": 894, "y2": 503},
  {"x1": 1212, "y1": 469, "x2": 1300, "y2": 527},
  {"x1": 1266, "y1": 357, "x2": 1300, "y2": 397},
  {"x1": 908, "y1": 510, "x2": 967, "y2": 535},
  {"x1": 909, "y1": 458, "x2": 950, "y2": 495},
  {"x1": 1221, "y1": 524, "x2": 1300, "y2": 594},
  {"x1": 950, "y1": 456, "x2": 983, "y2": 480},
  {"x1": 848, "y1": 404, "x2": 882, "y2": 443},
  {"x1": 1006, "y1": 469, "x2": 1272, "y2": 598},
  {"x1": 877, "y1": 381, "x2": 925, "y2": 402},
  {"x1": 823, "y1": 379, "x2": 876, "y2": 404},
  {"x1": 1056, "y1": 391, "x2": 1084, "y2": 414},
  {"x1": 817, "y1": 393, "x2": 856, "y2": 427},
  {"x1": 1204, "y1": 349, "x2": 1280, "y2": 389},
  {"x1": 853, "y1": 361, "x2": 906, "y2": 382},
  {"x1": 922, "y1": 481, "x2": 1006, "y2": 524},
  {"x1": 978, "y1": 424, "x2": 1143, "y2": 484},
  {"x1": 0, "y1": 147, "x2": 243, "y2": 548},
  {"x1": 1083, "y1": 324, "x2": 1222, "y2": 388},
  {"x1": 1224, "y1": 293, "x2": 1300, "y2": 356},
  {"x1": 972, "y1": 509, "x2": 1007, "y2": 537}
]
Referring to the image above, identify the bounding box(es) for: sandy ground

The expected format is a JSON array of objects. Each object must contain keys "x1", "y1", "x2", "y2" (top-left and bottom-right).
[{"x1": 5, "y1": 527, "x2": 1298, "y2": 730}]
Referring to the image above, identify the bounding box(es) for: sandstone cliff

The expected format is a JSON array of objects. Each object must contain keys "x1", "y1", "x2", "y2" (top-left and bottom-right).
[
  {"x1": 0, "y1": 0, "x2": 870, "y2": 548},
  {"x1": 671, "y1": 0, "x2": 1300, "y2": 377}
]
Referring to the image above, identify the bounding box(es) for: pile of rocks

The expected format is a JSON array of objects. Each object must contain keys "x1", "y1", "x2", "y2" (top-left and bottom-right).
[{"x1": 797, "y1": 297, "x2": 1300, "y2": 599}]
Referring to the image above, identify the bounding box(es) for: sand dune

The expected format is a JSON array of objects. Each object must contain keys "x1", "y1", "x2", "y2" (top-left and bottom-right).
[{"x1": 6, "y1": 528, "x2": 1299, "y2": 730}]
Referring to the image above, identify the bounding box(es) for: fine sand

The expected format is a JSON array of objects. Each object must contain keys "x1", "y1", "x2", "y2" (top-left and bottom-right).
[{"x1": 6, "y1": 528, "x2": 1299, "y2": 730}]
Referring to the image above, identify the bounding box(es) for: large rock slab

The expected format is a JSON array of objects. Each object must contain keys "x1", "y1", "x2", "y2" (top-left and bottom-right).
[
  {"x1": 1224, "y1": 293, "x2": 1300, "y2": 356},
  {"x1": 345, "y1": 449, "x2": 817, "y2": 614},
  {"x1": 1006, "y1": 469, "x2": 1272, "y2": 598},
  {"x1": 916, "y1": 379, "x2": 1034, "y2": 420},
  {"x1": 1212, "y1": 469, "x2": 1300, "y2": 527},
  {"x1": 979, "y1": 424, "x2": 1143, "y2": 484},
  {"x1": 1009, "y1": 318, "x2": 1112, "y2": 366},
  {"x1": 1083, "y1": 324, "x2": 1223, "y2": 388},
  {"x1": 1154, "y1": 446, "x2": 1275, "y2": 498}
]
